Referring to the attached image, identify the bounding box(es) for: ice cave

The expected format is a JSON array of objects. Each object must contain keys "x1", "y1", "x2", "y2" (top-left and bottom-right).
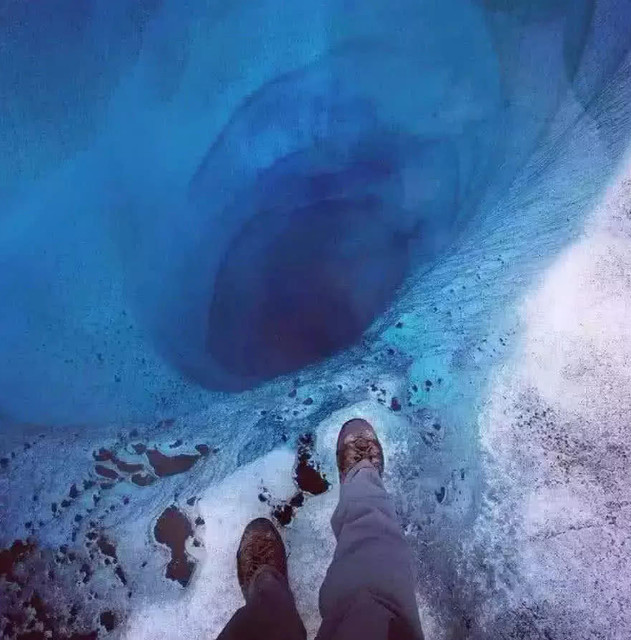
[{"x1": 1, "y1": 0, "x2": 631, "y2": 638}]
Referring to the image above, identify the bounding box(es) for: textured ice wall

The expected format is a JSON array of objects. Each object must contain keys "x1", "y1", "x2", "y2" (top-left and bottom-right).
[
  {"x1": 1, "y1": 1, "x2": 631, "y2": 639},
  {"x1": 3, "y1": 0, "x2": 629, "y2": 425}
]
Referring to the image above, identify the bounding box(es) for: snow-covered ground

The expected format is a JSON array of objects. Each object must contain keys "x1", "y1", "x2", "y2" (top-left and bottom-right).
[{"x1": 466, "y1": 159, "x2": 631, "y2": 640}]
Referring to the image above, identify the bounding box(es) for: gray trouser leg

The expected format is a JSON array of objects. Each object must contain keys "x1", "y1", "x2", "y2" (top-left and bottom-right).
[
  {"x1": 216, "y1": 568, "x2": 306, "y2": 640},
  {"x1": 316, "y1": 461, "x2": 424, "y2": 640}
]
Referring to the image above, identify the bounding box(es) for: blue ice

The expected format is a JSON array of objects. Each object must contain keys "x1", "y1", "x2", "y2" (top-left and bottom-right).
[{"x1": 1, "y1": 0, "x2": 631, "y2": 638}]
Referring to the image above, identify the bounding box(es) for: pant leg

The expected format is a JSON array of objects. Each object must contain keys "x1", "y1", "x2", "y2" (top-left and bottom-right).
[
  {"x1": 316, "y1": 461, "x2": 424, "y2": 640},
  {"x1": 217, "y1": 568, "x2": 306, "y2": 640}
]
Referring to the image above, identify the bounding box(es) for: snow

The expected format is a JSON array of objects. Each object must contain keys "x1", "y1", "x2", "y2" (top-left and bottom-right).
[
  {"x1": 124, "y1": 402, "x2": 408, "y2": 639},
  {"x1": 469, "y1": 158, "x2": 631, "y2": 639}
]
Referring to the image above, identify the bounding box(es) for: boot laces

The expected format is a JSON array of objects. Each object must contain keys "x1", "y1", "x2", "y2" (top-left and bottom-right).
[
  {"x1": 242, "y1": 534, "x2": 277, "y2": 583},
  {"x1": 347, "y1": 435, "x2": 380, "y2": 466}
]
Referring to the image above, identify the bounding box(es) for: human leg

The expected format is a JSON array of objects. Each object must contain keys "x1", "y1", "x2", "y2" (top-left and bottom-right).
[
  {"x1": 316, "y1": 420, "x2": 423, "y2": 640},
  {"x1": 216, "y1": 518, "x2": 306, "y2": 640}
]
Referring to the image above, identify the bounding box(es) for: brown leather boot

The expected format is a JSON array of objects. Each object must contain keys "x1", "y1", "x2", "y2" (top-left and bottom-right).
[
  {"x1": 236, "y1": 518, "x2": 288, "y2": 599},
  {"x1": 336, "y1": 418, "x2": 385, "y2": 482}
]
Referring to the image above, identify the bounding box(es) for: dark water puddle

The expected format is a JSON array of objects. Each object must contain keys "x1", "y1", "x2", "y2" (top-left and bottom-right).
[
  {"x1": 271, "y1": 491, "x2": 305, "y2": 526},
  {"x1": 91, "y1": 441, "x2": 213, "y2": 486},
  {"x1": 146, "y1": 449, "x2": 200, "y2": 477},
  {"x1": 93, "y1": 448, "x2": 113, "y2": 462},
  {"x1": 96, "y1": 536, "x2": 117, "y2": 561},
  {"x1": 114, "y1": 565, "x2": 127, "y2": 585},
  {"x1": 94, "y1": 465, "x2": 120, "y2": 481},
  {"x1": 93, "y1": 448, "x2": 144, "y2": 474},
  {"x1": 269, "y1": 433, "x2": 330, "y2": 527},
  {"x1": 99, "y1": 610, "x2": 116, "y2": 632},
  {"x1": 195, "y1": 443, "x2": 215, "y2": 456},
  {"x1": 294, "y1": 433, "x2": 329, "y2": 495},
  {"x1": 113, "y1": 458, "x2": 144, "y2": 474},
  {"x1": 0, "y1": 539, "x2": 35, "y2": 583},
  {"x1": 130, "y1": 472, "x2": 156, "y2": 486},
  {"x1": 272, "y1": 502, "x2": 294, "y2": 526},
  {"x1": 154, "y1": 506, "x2": 196, "y2": 586}
]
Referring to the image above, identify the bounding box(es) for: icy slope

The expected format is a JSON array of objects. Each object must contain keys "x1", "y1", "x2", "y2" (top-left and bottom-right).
[{"x1": 1, "y1": 1, "x2": 631, "y2": 639}]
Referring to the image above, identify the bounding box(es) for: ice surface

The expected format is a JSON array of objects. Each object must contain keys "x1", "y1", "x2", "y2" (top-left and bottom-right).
[
  {"x1": 124, "y1": 402, "x2": 407, "y2": 640},
  {"x1": 466, "y1": 160, "x2": 631, "y2": 639},
  {"x1": 1, "y1": 0, "x2": 631, "y2": 638}
]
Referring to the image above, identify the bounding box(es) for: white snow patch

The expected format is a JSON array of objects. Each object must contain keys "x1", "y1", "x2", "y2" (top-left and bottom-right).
[
  {"x1": 124, "y1": 449, "x2": 298, "y2": 639},
  {"x1": 473, "y1": 158, "x2": 631, "y2": 638},
  {"x1": 124, "y1": 401, "x2": 411, "y2": 639}
]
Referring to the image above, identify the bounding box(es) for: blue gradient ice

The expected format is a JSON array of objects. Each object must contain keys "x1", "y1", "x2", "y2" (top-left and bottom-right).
[
  {"x1": 1, "y1": 0, "x2": 631, "y2": 637},
  {"x1": 1, "y1": 0, "x2": 628, "y2": 426}
]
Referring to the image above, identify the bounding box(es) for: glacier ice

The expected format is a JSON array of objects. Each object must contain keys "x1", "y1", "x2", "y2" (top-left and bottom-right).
[{"x1": 1, "y1": 0, "x2": 631, "y2": 638}]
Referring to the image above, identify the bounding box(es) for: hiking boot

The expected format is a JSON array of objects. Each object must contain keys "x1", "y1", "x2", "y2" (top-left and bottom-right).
[
  {"x1": 336, "y1": 418, "x2": 384, "y2": 482},
  {"x1": 237, "y1": 518, "x2": 288, "y2": 599}
]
